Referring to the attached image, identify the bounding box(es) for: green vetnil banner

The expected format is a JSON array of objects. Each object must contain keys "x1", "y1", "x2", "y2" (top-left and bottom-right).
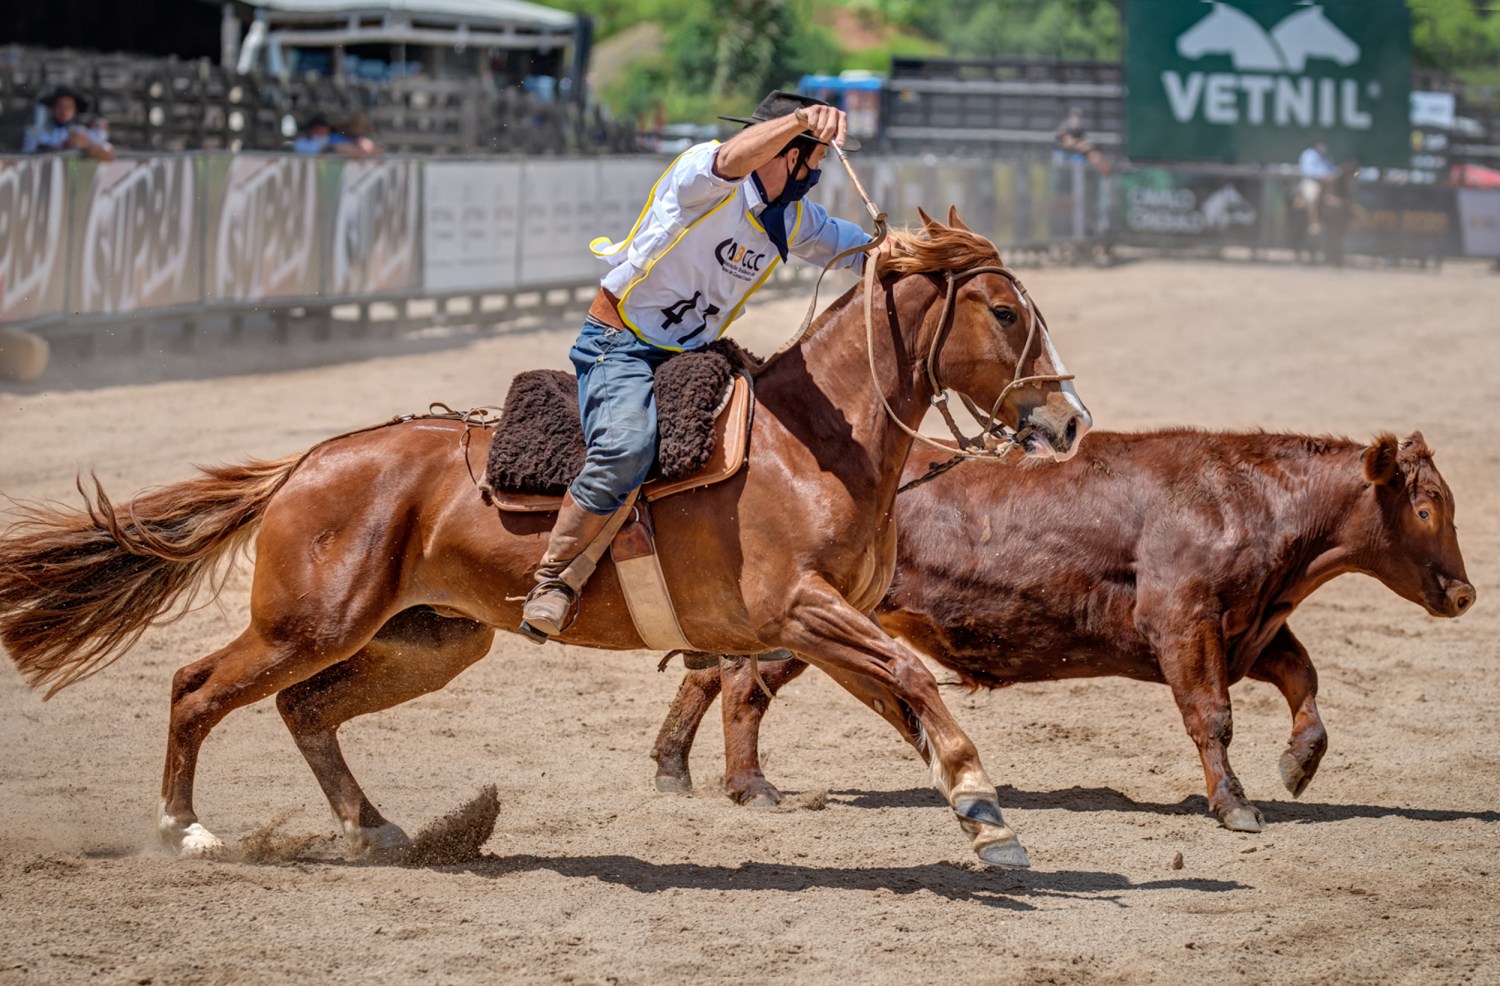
[{"x1": 1125, "y1": 0, "x2": 1411, "y2": 167}]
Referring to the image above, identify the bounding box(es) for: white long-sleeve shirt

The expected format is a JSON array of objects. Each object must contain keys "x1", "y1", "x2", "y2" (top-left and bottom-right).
[{"x1": 590, "y1": 141, "x2": 869, "y2": 351}]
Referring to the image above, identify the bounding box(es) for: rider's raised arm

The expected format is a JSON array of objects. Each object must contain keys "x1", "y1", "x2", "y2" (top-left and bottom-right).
[{"x1": 713, "y1": 104, "x2": 846, "y2": 180}]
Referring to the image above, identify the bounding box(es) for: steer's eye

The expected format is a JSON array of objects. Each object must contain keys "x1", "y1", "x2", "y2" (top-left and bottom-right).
[{"x1": 990, "y1": 306, "x2": 1017, "y2": 325}]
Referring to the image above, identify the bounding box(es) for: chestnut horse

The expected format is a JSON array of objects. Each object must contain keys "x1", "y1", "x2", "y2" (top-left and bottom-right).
[{"x1": 0, "y1": 211, "x2": 1090, "y2": 868}]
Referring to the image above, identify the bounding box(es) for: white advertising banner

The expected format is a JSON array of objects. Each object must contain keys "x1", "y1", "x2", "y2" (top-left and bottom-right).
[
  {"x1": 1457, "y1": 188, "x2": 1500, "y2": 259},
  {"x1": 0, "y1": 157, "x2": 68, "y2": 321},
  {"x1": 329, "y1": 159, "x2": 421, "y2": 296},
  {"x1": 423, "y1": 160, "x2": 524, "y2": 293},
  {"x1": 519, "y1": 159, "x2": 602, "y2": 288}
]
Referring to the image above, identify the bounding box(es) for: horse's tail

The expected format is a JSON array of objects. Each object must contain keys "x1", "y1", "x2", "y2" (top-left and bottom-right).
[{"x1": 0, "y1": 454, "x2": 304, "y2": 698}]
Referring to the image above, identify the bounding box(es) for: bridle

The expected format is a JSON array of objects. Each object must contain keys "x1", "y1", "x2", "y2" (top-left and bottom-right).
[
  {"x1": 750, "y1": 147, "x2": 1073, "y2": 477},
  {"x1": 862, "y1": 253, "x2": 1074, "y2": 463}
]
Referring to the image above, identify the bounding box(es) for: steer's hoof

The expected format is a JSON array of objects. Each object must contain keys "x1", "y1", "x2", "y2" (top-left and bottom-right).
[
  {"x1": 976, "y1": 835, "x2": 1032, "y2": 870},
  {"x1": 1220, "y1": 806, "x2": 1265, "y2": 833},
  {"x1": 1278, "y1": 750, "x2": 1314, "y2": 798},
  {"x1": 654, "y1": 773, "x2": 693, "y2": 795},
  {"x1": 728, "y1": 779, "x2": 784, "y2": 808}
]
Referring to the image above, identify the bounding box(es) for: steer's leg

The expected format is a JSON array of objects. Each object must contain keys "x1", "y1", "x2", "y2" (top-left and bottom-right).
[
  {"x1": 275, "y1": 608, "x2": 495, "y2": 859},
  {"x1": 760, "y1": 576, "x2": 1028, "y2": 868},
  {"x1": 1248, "y1": 627, "x2": 1326, "y2": 798},
  {"x1": 651, "y1": 664, "x2": 724, "y2": 794},
  {"x1": 1141, "y1": 598, "x2": 1263, "y2": 833},
  {"x1": 718, "y1": 656, "x2": 811, "y2": 806}
]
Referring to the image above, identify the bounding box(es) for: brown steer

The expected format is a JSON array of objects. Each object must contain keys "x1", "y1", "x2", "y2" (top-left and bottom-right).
[{"x1": 652, "y1": 430, "x2": 1475, "y2": 832}]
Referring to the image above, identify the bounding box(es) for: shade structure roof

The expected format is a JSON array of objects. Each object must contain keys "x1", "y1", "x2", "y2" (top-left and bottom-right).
[{"x1": 232, "y1": 0, "x2": 575, "y2": 31}]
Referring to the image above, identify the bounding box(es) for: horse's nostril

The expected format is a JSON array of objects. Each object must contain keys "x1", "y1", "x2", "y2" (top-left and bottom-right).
[{"x1": 1065, "y1": 418, "x2": 1078, "y2": 447}]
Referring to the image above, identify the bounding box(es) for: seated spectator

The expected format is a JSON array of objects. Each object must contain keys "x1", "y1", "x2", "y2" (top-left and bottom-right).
[
  {"x1": 22, "y1": 86, "x2": 114, "y2": 161},
  {"x1": 85, "y1": 116, "x2": 113, "y2": 153},
  {"x1": 331, "y1": 114, "x2": 381, "y2": 157},
  {"x1": 293, "y1": 113, "x2": 334, "y2": 154}
]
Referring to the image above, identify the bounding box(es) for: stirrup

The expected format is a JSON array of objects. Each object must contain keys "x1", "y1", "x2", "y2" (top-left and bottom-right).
[{"x1": 518, "y1": 579, "x2": 580, "y2": 644}]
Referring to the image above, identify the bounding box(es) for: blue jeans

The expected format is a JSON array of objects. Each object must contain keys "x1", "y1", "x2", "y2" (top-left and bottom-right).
[{"x1": 568, "y1": 319, "x2": 675, "y2": 515}]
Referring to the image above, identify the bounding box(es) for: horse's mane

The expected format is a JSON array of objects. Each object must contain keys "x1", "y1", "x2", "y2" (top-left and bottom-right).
[
  {"x1": 880, "y1": 215, "x2": 1003, "y2": 275},
  {"x1": 780, "y1": 209, "x2": 1006, "y2": 354}
]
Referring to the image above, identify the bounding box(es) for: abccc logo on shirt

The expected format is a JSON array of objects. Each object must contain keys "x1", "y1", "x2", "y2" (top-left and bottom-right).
[{"x1": 714, "y1": 237, "x2": 769, "y2": 281}]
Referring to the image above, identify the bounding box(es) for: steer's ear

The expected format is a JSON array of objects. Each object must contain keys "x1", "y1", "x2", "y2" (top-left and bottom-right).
[{"x1": 1362, "y1": 433, "x2": 1399, "y2": 485}]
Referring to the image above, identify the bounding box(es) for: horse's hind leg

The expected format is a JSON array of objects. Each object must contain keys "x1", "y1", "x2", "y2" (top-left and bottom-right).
[
  {"x1": 275, "y1": 607, "x2": 495, "y2": 859},
  {"x1": 161, "y1": 628, "x2": 362, "y2": 855}
]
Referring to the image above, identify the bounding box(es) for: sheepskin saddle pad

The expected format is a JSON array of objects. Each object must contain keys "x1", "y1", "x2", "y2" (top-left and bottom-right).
[{"x1": 484, "y1": 339, "x2": 751, "y2": 500}]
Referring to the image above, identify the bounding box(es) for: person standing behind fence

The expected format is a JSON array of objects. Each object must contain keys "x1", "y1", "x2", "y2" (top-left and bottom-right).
[
  {"x1": 22, "y1": 86, "x2": 114, "y2": 161},
  {"x1": 1298, "y1": 138, "x2": 1338, "y2": 235}
]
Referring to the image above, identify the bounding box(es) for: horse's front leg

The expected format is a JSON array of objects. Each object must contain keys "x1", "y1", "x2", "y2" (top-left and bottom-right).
[
  {"x1": 1248, "y1": 626, "x2": 1326, "y2": 798},
  {"x1": 761, "y1": 577, "x2": 1029, "y2": 869}
]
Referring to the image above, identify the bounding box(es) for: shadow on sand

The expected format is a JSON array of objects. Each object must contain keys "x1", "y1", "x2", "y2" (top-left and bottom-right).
[
  {"x1": 449, "y1": 853, "x2": 1247, "y2": 910},
  {"x1": 831, "y1": 785, "x2": 1500, "y2": 826}
]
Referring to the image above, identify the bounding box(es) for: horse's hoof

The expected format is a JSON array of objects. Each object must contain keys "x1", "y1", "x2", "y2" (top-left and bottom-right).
[
  {"x1": 164, "y1": 821, "x2": 225, "y2": 857},
  {"x1": 1279, "y1": 750, "x2": 1313, "y2": 798},
  {"x1": 1220, "y1": 807, "x2": 1265, "y2": 833},
  {"x1": 953, "y1": 795, "x2": 1006, "y2": 828},
  {"x1": 654, "y1": 774, "x2": 693, "y2": 795},
  {"x1": 976, "y1": 835, "x2": 1032, "y2": 870},
  {"x1": 745, "y1": 792, "x2": 780, "y2": 809},
  {"x1": 346, "y1": 821, "x2": 412, "y2": 861}
]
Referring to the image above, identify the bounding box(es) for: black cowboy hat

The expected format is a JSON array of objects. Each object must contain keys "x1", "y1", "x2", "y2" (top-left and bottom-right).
[
  {"x1": 40, "y1": 84, "x2": 89, "y2": 114},
  {"x1": 718, "y1": 89, "x2": 861, "y2": 152}
]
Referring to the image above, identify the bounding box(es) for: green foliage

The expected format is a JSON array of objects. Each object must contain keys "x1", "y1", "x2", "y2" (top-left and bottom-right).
[
  {"x1": 908, "y1": 0, "x2": 1121, "y2": 60},
  {"x1": 1411, "y1": 0, "x2": 1500, "y2": 76},
  {"x1": 587, "y1": 0, "x2": 842, "y2": 123},
  {"x1": 575, "y1": 0, "x2": 1500, "y2": 119}
]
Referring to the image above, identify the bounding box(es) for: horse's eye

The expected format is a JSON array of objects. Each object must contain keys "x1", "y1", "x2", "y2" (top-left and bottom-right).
[
  {"x1": 990, "y1": 306, "x2": 1017, "y2": 325},
  {"x1": 1419, "y1": 509, "x2": 1431, "y2": 521}
]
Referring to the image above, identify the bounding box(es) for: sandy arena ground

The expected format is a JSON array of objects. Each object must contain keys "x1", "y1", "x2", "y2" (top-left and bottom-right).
[{"x1": 1, "y1": 257, "x2": 1498, "y2": 985}]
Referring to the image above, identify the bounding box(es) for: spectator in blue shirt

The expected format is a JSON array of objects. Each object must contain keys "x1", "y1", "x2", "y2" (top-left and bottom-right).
[
  {"x1": 22, "y1": 86, "x2": 114, "y2": 161},
  {"x1": 293, "y1": 113, "x2": 335, "y2": 154},
  {"x1": 1298, "y1": 138, "x2": 1338, "y2": 234}
]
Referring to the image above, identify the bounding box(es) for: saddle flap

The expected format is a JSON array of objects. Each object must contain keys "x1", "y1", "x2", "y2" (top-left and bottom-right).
[{"x1": 489, "y1": 372, "x2": 752, "y2": 513}]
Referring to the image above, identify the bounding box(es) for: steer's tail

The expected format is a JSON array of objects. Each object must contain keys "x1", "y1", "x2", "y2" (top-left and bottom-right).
[{"x1": 0, "y1": 455, "x2": 303, "y2": 698}]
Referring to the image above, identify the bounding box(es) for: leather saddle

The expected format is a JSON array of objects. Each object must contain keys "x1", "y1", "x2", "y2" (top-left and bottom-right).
[{"x1": 486, "y1": 372, "x2": 754, "y2": 513}]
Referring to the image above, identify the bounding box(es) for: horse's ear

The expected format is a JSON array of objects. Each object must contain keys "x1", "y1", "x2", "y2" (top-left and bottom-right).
[
  {"x1": 1362, "y1": 434, "x2": 1399, "y2": 485},
  {"x1": 947, "y1": 205, "x2": 971, "y2": 231},
  {"x1": 916, "y1": 206, "x2": 941, "y2": 230}
]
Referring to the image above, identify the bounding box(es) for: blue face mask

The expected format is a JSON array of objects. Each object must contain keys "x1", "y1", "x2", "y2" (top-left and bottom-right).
[{"x1": 757, "y1": 153, "x2": 822, "y2": 262}]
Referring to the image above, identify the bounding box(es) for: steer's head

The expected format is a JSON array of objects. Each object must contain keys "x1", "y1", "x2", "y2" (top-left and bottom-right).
[{"x1": 1355, "y1": 432, "x2": 1474, "y2": 618}]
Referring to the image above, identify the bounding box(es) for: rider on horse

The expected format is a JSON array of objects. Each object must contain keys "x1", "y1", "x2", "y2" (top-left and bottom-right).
[{"x1": 520, "y1": 90, "x2": 875, "y2": 640}]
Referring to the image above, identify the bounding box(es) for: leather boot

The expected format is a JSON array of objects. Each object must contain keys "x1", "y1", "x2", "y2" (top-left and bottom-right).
[{"x1": 520, "y1": 492, "x2": 616, "y2": 639}]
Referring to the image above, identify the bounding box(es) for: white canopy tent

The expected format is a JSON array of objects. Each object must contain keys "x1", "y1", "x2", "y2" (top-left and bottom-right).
[{"x1": 221, "y1": 0, "x2": 580, "y2": 76}]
